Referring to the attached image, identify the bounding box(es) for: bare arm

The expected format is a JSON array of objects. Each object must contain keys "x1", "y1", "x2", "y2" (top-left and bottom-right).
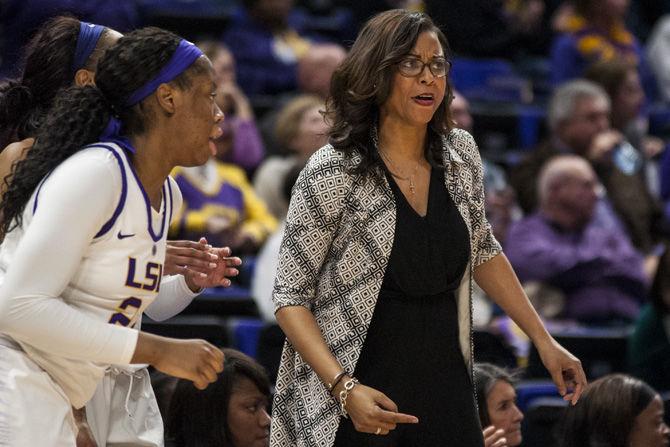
[
  {"x1": 0, "y1": 137, "x2": 34, "y2": 197},
  {"x1": 275, "y1": 306, "x2": 344, "y2": 385},
  {"x1": 474, "y1": 253, "x2": 587, "y2": 404}
]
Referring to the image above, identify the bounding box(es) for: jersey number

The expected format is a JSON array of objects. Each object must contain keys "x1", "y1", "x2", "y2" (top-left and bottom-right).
[
  {"x1": 109, "y1": 257, "x2": 164, "y2": 326},
  {"x1": 108, "y1": 297, "x2": 142, "y2": 326}
]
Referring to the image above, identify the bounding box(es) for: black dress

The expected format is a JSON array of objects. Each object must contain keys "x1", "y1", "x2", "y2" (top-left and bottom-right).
[{"x1": 334, "y1": 167, "x2": 484, "y2": 446}]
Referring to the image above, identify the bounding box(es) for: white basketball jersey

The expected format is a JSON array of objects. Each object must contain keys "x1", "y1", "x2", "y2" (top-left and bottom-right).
[{"x1": 0, "y1": 142, "x2": 181, "y2": 407}]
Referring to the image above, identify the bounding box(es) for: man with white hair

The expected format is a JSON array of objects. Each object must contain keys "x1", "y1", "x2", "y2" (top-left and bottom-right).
[
  {"x1": 509, "y1": 79, "x2": 665, "y2": 255},
  {"x1": 506, "y1": 155, "x2": 648, "y2": 323}
]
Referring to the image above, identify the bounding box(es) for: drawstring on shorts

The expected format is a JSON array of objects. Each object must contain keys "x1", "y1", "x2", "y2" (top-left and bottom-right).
[{"x1": 108, "y1": 367, "x2": 145, "y2": 419}]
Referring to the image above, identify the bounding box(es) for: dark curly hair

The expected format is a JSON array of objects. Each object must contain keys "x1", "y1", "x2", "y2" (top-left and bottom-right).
[
  {"x1": 325, "y1": 9, "x2": 453, "y2": 176},
  {"x1": 167, "y1": 348, "x2": 271, "y2": 446},
  {"x1": 0, "y1": 16, "x2": 114, "y2": 150},
  {"x1": 0, "y1": 27, "x2": 207, "y2": 237}
]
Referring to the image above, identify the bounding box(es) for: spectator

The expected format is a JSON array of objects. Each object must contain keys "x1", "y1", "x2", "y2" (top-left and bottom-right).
[
  {"x1": 549, "y1": 0, "x2": 650, "y2": 91},
  {"x1": 451, "y1": 90, "x2": 518, "y2": 245},
  {"x1": 198, "y1": 41, "x2": 265, "y2": 174},
  {"x1": 474, "y1": 363, "x2": 524, "y2": 447},
  {"x1": 628, "y1": 249, "x2": 670, "y2": 392},
  {"x1": 170, "y1": 158, "x2": 278, "y2": 255},
  {"x1": 647, "y1": 15, "x2": 670, "y2": 103},
  {"x1": 558, "y1": 374, "x2": 670, "y2": 447},
  {"x1": 253, "y1": 94, "x2": 328, "y2": 219},
  {"x1": 252, "y1": 162, "x2": 303, "y2": 322},
  {"x1": 167, "y1": 348, "x2": 271, "y2": 447},
  {"x1": 506, "y1": 155, "x2": 648, "y2": 323},
  {"x1": 585, "y1": 59, "x2": 665, "y2": 162},
  {"x1": 509, "y1": 79, "x2": 666, "y2": 255},
  {"x1": 221, "y1": 0, "x2": 346, "y2": 97}
]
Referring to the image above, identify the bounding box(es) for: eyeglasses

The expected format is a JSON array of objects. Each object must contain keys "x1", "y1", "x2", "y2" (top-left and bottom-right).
[{"x1": 397, "y1": 56, "x2": 451, "y2": 78}]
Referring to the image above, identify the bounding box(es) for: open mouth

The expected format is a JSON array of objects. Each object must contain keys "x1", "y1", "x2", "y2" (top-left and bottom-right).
[{"x1": 412, "y1": 93, "x2": 434, "y2": 105}]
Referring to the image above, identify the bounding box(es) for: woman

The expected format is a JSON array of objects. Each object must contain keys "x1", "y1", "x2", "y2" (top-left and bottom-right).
[
  {"x1": 558, "y1": 374, "x2": 670, "y2": 447},
  {"x1": 0, "y1": 17, "x2": 242, "y2": 446},
  {"x1": 169, "y1": 153, "x2": 278, "y2": 254},
  {"x1": 0, "y1": 27, "x2": 227, "y2": 445},
  {"x1": 549, "y1": 0, "x2": 648, "y2": 88},
  {"x1": 0, "y1": 15, "x2": 232, "y2": 279},
  {"x1": 168, "y1": 348, "x2": 271, "y2": 446},
  {"x1": 474, "y1": 363, "x2": 524, "y2": 447},
  {"x1": 253, "y1": 94, "x2": 329, "y2": 219},
  {"x1": 197, "y1": 41, "x2": 265, "y2": 174},
  {"x1": 271, "y1": 9, "x2": 586, "y2": 446}
]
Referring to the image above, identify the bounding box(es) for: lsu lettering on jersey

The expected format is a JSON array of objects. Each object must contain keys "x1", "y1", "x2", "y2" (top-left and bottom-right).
[{"x1": 0, "y1": 142, "x2": 182, "y2": 408}]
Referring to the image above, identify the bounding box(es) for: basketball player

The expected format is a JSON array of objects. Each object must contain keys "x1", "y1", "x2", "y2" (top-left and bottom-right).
[{"x1": 0, "y1": 27, "x2": 227, "y2": 445}]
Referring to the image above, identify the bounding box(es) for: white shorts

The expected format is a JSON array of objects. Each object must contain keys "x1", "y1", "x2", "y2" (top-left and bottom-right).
[
  {"x1": 0, "y1": 344, "x2": 77, "y2": 446},
  {"x1": 86, "y1": 366, "x2": 164, "y2": 446}
]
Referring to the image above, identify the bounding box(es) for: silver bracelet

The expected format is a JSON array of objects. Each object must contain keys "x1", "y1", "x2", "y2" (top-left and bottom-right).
[{"x1": 338, "y1": 377, "x2": 359, "y2": 418}]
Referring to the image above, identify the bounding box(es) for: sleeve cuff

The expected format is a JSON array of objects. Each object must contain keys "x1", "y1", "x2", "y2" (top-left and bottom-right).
[
  {"x1": 115, "y1": 326, "x2": 140, "y2": 364},
  {"x1": 175, "y1": 273, "x2": 203, "y2": 296}
]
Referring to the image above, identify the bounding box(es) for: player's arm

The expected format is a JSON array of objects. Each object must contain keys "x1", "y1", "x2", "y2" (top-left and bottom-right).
[
  {"x1": 0, "y1": 151, "x2": 139, "y2": 363},
  {"x1": 0, "y1": 151, "x2": 224, "y2": 389}
]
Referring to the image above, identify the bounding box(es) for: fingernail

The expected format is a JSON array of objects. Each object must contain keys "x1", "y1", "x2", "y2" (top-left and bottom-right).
[
  {"x1": 209, "y1": 262, "x2": 217, "y2": 268},
  {"x1": 209, "y1": 254, "x2": 219, "y2": 260},
  {"x1": 200, "y1": 272, "x2": 207, "y2": 278}
]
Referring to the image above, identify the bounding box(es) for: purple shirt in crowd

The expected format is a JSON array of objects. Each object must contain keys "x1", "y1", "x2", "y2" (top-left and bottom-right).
[
  {"x1": 505, "y1": 210, "x2": 648, "y2": 322},
  {"x1": 218, "y1": 117, "x2": 265, "y2": 172}
]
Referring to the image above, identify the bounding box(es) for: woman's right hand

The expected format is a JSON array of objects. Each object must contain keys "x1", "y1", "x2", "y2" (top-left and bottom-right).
[
  {"x1": 133, "y1": 332, "x2": 224, "y2": 389},
  {"x1": 338, "y1": 382, "x2": 418, "y2": 436},
  {"x1": 483, "y1": 425, "x2": 508, "y2": 447}
]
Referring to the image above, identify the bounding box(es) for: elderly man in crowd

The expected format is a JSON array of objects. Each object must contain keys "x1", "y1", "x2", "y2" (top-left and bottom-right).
[
  {"x1": 509, "y1": 79, "x2": 666, "y2": 255},
  {"x1": 506, "y1": 155, "x2": 648, "y2": 324}
]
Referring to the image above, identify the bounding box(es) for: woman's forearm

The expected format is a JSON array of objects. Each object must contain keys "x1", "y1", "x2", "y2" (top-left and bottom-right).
[
  {"x1": 276, "y1": 306, "x2": 346, "y2": 390},
  {"x1": 473, "y1": 253, "x2": 553, "y2": 348}
]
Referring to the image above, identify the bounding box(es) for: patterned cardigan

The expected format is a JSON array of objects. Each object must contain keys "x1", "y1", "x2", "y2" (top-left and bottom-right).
[{"x1": 270, "y1": 128, "x2": 502, "y2": 446}]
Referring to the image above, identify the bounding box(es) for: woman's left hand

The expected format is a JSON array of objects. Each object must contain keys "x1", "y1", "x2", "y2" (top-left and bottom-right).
[
  {"x1": 184, "y1": 238, "x2": 242, "y2": 290},
  {"x1": 536, "y1": 337, "x2": 587, "y2": 405},
  {"x1": 165, "y1": 239, "x2": 221, "y2": 276}
]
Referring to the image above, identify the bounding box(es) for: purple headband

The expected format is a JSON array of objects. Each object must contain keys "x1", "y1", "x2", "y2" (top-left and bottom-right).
[
  {"x1": 100, "y1": 39, "x2": 204, "y2": 152},
  {"x1": 124, "y1": 39, "x2": 203, "y2": 106},
  {"x1": 72, "y1": 22, "x2": 105, "y2": 75}
]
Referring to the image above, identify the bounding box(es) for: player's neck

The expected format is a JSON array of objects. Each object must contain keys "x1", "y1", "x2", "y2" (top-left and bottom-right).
[{"x1": 129, "y1": 133, "x2": 172, "y2": 210}]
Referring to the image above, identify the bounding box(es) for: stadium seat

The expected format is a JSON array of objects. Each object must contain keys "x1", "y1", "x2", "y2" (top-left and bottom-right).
[
  {"x1": 142, "y1": 314, "x2": 229, "y2": 347},
  {"x1": 450, "y1": 57, "x2": 532, "y2": 103},
  {"x1": 515, "y1": 380, "x2": 560, "y2": 413},
  {"x1": 522, "y1": 396, "x2": 567, "y2": 447},
  {"x1": 526, "y1": 326, "x2": 631, "y2": 379},
  {"x1": 230, "y1": 318, "x2": 265, "y2": 359}
]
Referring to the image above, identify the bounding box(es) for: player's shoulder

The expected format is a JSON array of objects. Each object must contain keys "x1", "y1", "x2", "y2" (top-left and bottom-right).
[{"x1": 66, "y1": 142, "x2": 129, "y2": 172}]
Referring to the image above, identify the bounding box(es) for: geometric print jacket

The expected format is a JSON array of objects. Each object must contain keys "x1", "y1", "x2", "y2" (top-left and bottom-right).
[{"x1": 270, "y1": 128, "x2": 502, "y2": 446}]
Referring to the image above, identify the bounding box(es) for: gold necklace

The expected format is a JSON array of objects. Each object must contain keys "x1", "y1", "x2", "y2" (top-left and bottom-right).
[{"x1": 379, "y1": 150, "x2": 420, "y2": 195}]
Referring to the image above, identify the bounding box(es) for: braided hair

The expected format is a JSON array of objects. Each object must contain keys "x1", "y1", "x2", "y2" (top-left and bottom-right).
[
  {"x1": 0, "y1": 16, "x2": 112, "y2": 149},
  {"x1": 0, "y1": 27, "x2": 205, "y2": 236},
  {"x1": 0, "y1": 16, "x2": 78, "y2": 148}
]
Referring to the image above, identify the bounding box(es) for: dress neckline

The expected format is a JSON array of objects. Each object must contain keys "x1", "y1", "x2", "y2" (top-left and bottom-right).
[{"x1": 387, "y1": 166, "x2": 435, "y2": 219}]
